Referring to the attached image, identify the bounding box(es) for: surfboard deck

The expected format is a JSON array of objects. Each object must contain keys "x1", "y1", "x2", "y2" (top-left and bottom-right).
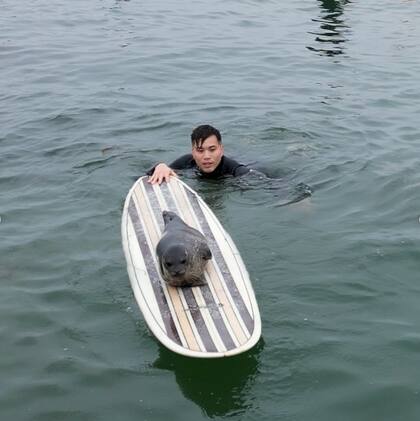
[{"x1": 121, "y1": 176, "x2": 261, "y2": 358}]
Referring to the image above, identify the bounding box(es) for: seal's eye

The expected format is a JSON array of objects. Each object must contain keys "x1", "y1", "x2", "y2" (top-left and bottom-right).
[
  {"x1": 180, "y1": 259, "x2": 186, "y2": 264},
  {"x1": 166, "y1": 262, "x2": 173, "y2": 267}
]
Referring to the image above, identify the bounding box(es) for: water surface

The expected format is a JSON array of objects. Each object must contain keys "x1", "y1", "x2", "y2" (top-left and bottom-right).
[{"x1": 1, "y1": 0, "x2": 420, "y2": 420}]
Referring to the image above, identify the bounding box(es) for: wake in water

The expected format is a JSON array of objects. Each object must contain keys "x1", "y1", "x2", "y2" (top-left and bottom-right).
[
  {"x1": 181, "y1": 167, "x2": 312, "y2": 209},
  {"x1": 238, "y1": 169, "x2": 312, "y2": 207}
]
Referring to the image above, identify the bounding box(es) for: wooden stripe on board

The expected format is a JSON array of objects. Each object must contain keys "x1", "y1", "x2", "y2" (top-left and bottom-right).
[
  {"x1": 162, "y1": 180, "x2": 248, "y2": 347},
  {"x1": 143, "y1": 180, "x2": 220, "y2": 352},
  {"x1": 132, "y1": 188, "x2": 187, "y2": 344},
  {"x1": 132, "y1": 184, "x2": 202, "y2": 352},
  {"x1": 168, "y1": 180, "x2": 251, "y2": 342},
  {"x1": 183, "y1": 186, "x2": 255, "y2": 336},
  {"x1": 143, "y1": 182, "x2": 208, "y2": 352},
  {"x1": 158, "y1": 181, "x2": 237, "y2": 351},
  {"x1": 161, "y1": 181, "x2": 244, "y2": 348},
  {"x1": 182, "y1": 288, "x2": 218, "y2": 352}
]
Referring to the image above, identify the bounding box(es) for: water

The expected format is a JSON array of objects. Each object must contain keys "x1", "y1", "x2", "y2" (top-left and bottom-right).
[{"x1": 1, "y1": 0, "x2": 420, "y2": 419}]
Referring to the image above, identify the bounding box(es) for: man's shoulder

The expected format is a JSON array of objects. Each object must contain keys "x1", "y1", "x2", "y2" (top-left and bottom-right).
[
  {"x1": 222, "y1": 156, "x2": 249, "y2": 176},
  {"x1": 222, "y1": 156, "x2": 241, "y2": 167}
]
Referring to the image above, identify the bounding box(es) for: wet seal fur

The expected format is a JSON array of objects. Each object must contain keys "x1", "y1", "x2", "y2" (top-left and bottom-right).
[{"x1": 156, "y1": 211, "x2": 212, "y2": 287}]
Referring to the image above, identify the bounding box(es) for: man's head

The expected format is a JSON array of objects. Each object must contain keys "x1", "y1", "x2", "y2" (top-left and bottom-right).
[{"x1": 191, "y1": 125, "x2": 224, "y2": 173}]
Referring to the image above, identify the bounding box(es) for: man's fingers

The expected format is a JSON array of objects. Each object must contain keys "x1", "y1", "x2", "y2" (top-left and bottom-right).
[
  {"x1": 165, "y1": 171, "x2": 177, "y2": 181},
  {"x1": 149, "y1": 175, "x2": 158, "y2": 184},
  {"x1": 148, "y1": 168, "x2": 176, "y2": 185}
]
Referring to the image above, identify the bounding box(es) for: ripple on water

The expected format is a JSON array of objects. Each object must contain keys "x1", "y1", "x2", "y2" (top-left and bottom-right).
[{"x1": 390, "y1": 333, "x2": 420, "y2": 354}]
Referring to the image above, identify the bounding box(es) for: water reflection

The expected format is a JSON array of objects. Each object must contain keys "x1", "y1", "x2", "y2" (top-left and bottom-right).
[
  {"x1": 307, "y1": 0, "x2": 351, "y2": 57},
  {"x1": 153, "y1": 340, "x2": 264, "y2": 417}
]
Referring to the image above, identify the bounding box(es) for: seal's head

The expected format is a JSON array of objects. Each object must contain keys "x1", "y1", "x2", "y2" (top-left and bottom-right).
[
  {"x1": 157, "y1": 210, "x2": 211, "y2": 287},
  {"x1": 162, "y1": 210, "x2": 182, "y2": 227}
]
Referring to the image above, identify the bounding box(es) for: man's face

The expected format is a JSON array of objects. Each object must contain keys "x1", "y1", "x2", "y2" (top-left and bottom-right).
[{"x1": 191, "y1": 135, "x2": 224, "y2": 173}]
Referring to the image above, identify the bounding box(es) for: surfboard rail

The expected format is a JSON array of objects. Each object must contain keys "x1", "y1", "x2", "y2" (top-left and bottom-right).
[{"x1": 121, "y1": 176, "x2": 261, "y2": 358}]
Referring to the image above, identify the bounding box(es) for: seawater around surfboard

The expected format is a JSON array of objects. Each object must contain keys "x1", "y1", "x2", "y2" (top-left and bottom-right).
[{"x1": 121, "y1": 176, "x2": 261, "y2": 358}]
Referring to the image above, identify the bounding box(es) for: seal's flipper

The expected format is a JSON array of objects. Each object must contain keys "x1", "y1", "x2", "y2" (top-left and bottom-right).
[{"x1": 185, "y1": 275, "x2": 207, "y2": 288}]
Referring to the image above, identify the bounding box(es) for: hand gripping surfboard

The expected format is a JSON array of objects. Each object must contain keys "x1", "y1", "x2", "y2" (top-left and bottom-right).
[{"x1": 121, "y1": 176, "x2": 261, "y2": 358}]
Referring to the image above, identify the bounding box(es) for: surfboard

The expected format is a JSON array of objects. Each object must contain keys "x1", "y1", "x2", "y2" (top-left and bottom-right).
[{"x1": 121, "y1": 176, "x2": 261, "y2": 358}]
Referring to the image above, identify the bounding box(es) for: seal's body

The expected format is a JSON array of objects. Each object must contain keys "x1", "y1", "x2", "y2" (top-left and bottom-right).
[{"x1": 156, "y1": 211, "x2": 212, "y2": 287}]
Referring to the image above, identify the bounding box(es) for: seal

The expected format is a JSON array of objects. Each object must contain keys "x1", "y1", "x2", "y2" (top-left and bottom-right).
[{"x1": 156, "y1": 210, "x2": 212, "y2": 287}]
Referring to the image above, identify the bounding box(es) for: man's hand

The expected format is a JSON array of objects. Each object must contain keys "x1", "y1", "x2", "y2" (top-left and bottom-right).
[{"x1": 148, "y1": 163, "x2": 177, "y2": 185}]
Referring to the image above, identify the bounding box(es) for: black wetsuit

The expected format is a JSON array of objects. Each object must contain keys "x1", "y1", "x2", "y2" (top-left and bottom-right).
[{"x1": 147, "y1": 154, "x2": 249, "y2": 179}]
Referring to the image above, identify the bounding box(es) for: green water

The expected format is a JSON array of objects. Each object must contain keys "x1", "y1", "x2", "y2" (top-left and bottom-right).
[{"x1": 1, "y1": 0, "x2": 420, "y2": 420}]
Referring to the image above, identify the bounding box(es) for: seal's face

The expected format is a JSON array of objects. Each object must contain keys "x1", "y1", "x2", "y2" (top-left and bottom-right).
[
  {"x1": 157, "y1": 210, "x2": 212, "y2": 287},
  {"x1": 191, "y1": 135, "x2": 224, "y2": 173},
  {"x1": 162, "y1": 244, "x2": 188, "y2": 280}
]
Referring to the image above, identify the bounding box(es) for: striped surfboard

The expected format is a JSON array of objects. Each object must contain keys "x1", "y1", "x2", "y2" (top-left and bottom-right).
[{"x1": 121, "y1": 176, "x2": 261, "y2": 358}]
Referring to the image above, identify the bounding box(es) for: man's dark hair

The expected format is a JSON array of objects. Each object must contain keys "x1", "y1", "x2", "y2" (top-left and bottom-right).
[{"x1": 191, "y1": 125, "x2": 222, "y2": 148}]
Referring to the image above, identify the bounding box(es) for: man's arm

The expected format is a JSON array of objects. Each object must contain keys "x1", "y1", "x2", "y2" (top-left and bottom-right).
[
  {"x1": 147, "y1": 154, "x2": 194, "y2": 185},
  {"x1": 221, "y1": 156, "x2": 250, "y2": 177},
  {"x1": 233, "y1": 165, "x2": 250, "y2": 177}
]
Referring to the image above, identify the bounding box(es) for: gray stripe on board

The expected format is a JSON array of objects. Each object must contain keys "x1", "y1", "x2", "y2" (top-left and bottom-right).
[
  {"x1": 128, "y1": 198, "x2": 181, "y2": 345},
  {"x1": 199, "y1": 287, "x2": 236, "y2": 350},
  {"x1": 142, "y1": 181, "x2": 205, "y2": 349},
  {"x1": 184, "y1": 188, "x2": 255, "y2": 335},
  {"x1": 182, "y1": 288, "x2": 218, "y2": 353},
  {"x1": 143, "y1": 182, "x2": 165, "y2": 231}
]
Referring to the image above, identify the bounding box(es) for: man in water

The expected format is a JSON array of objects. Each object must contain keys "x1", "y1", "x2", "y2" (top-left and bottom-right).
[{"x1": 148, "y1": 124, "x2": 249, "y2": 184}]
